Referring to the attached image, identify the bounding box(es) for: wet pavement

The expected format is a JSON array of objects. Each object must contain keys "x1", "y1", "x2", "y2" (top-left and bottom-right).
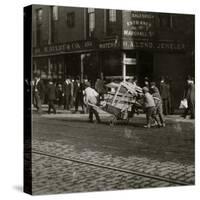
[{"x1": 31, "y1": 111, "x2": 195, "y2": 195}]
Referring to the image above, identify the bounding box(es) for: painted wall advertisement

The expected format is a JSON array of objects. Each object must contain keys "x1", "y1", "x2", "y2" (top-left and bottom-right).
[
  {"x1": 123, "y1": 11, "x2": 155, "y2": 38},
  {"x1": 122, "y1": 11, "x2": 185, "y2": 51}
]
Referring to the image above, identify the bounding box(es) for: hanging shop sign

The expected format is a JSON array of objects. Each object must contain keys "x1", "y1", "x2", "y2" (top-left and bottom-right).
[
  {"x1": 123, "y1": 58, "x2": 137, "y2": 65},
  {"x1": 33, "y1": 40, "x2": 97, "y2": 56}
]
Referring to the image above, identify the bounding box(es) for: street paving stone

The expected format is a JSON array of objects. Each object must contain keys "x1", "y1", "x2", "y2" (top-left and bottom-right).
[
  {"x1": 32, "y1": 139, "x2": 194, "y2": 195},
  {"x1": 31, "y1": 113, "x2": 194, "y2": 195},
  {"x1": 32, "y1": 153, "x2": 175, "y2": 195}
]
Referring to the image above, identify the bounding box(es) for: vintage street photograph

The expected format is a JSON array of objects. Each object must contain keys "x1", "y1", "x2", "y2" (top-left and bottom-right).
[{"x1": 26, "y1": 5, "x2": 195, "y2": 195}]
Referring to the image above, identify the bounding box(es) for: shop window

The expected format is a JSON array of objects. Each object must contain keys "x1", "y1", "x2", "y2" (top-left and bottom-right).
[
  {"x1": 67, "y1": 12, "x2": 75, "y2": 28},
  {"x1": 87, "y1": 8, "x2": 95, "y2": 38}
]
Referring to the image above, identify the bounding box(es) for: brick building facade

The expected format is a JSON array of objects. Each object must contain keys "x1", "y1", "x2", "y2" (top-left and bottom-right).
[{"x1": 31, "y1": 5, "x2": 194, "y2": 108}]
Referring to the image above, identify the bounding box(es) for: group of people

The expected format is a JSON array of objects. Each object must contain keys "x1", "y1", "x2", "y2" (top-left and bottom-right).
[
  {"x1": 32, "y1": 73, "x2": 106, "y2": 120},
  {"x1": 128, "y1": 75, "x2": 195, "y2": 128},
  {"x1": 32, "y1": 72, "x2": 195, "y2": 126},
  {"x1": 143, "y1": 76, "x2": 172, "y2": 115}
]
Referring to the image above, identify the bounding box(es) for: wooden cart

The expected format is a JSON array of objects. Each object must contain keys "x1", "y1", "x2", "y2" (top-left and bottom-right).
[{"x1": 89, "y1": 81, "x2": 143, "y2": 125}]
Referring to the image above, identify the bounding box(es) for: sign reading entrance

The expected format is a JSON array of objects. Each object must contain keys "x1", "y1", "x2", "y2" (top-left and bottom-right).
[{"x1": 123, "y1": 11, "x2": 155, "y2": 38}]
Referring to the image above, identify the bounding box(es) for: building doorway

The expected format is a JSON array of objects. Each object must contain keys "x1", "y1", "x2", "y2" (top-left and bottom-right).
[{"x1": 138, "y1": 51, "x2": 154, "y2": 83}]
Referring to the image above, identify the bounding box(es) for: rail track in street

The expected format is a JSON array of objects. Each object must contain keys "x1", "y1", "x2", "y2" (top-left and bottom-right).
[{"x1": 32, "y1": 150, "x2": 190, "y2": 186}]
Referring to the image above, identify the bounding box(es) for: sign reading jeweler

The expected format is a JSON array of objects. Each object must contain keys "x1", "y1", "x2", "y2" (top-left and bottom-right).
[{"x1": 122, "y1": 40, "x2": 185, "y2": 51}]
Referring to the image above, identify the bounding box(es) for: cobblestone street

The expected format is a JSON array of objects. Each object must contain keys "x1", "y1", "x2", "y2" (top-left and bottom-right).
[{"x1": 31, "y1": 112, "x2": 195, "y2": 195}]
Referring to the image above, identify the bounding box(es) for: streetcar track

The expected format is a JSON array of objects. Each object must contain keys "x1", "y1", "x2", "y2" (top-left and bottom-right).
[{"x1": 32, "y1": 150, "x2": 191, "y2": 186}]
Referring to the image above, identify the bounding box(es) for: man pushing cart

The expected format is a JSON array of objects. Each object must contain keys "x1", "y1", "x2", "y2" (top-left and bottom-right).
[{"x1": 85, "y1": 80, "x2": 143, "y2": 125}]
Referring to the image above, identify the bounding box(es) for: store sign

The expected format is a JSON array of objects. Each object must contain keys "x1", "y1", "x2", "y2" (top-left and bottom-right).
[
  {"x1": 123, "y1": 11, "x2": 155, "y2": 38},
  {"x1": 33, "y1": 40, "x2": 96, "y2": 56},
  {"x1": 123, "y1": 58, "x2": 136, "y2": 65},
  {"x1": 122, "y1": 40, "x2": 185, "y2": 51},
  {"x1": 99, "y1": 39, "x2": 120, "y2": 49}
]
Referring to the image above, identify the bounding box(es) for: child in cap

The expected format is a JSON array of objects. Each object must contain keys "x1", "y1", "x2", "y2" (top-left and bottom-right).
[
  {"x1": 142, "y1": 87, "x2": 161, "y2": 128},
  {"x1": 150, "y1": 82, "x2": 166, "y2": 127}
]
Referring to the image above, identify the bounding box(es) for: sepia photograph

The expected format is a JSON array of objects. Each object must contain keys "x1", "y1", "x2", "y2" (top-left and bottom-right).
[{"x1": 24, "y1": 4, "x2": 195, "y2": 195}]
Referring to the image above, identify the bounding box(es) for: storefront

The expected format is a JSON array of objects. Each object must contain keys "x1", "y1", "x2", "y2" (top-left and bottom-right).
[{"x1": 32, "y1": 40, "x2": 98, "y2": 83}]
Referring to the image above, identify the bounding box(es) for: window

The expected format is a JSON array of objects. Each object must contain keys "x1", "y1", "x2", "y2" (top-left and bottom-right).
[
  {"x1": 106, "y1": 9, "x2": 117, "y2": 35},
  {"x1": 36, "y1": 8, "x2": 43, "y2": 46},
  {"x1": 109, "y1": 9, "x2": 116, "y2": 22},
  {"x1": 51, "y1": 7, "x2": 59, "y2": 43},
  {"x1": 36, "y1": 8, "x2": 43, "y2": 24},
  {"x1": 67, "y1": 12, "x2": 75, "y2": 28},
  {"x1": 52, "y1": 6, "x2": 58, "y2": 21},
  {"x1": 87, "y1": 8, "x2": 95, "y2": 38}
]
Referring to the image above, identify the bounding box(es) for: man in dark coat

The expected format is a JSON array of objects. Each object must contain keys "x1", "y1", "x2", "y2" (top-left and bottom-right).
[
  {"x1": 73, "y1": 77, "x2": 84, "y2": 113},
  {"x1": 46, "y1": 79, "x2": 57, "y2": 114},
  {"x1": 183, "y1": 77, "x2": 195, "y2": 119},
  {"x1": 159, "y1": 77, "x2": 170, "y2": 115},
  {"x1": 33, "y1": 73, "x2": 45, "y2": 113},
  {"x1": 63, "y1": 77, "x2": 71, "y2": 110},
  {"x1": 95, "y1": 77, "x2": 106, "y2": 101}
]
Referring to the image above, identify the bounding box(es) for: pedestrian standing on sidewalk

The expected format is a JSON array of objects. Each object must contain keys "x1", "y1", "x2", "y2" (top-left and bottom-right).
[
  {"x1": 84, "y1": 82, "x2": 101, "y2": 123},
  {"x1": 63, "y1": 76, "x2": 71, "y2": 110},
  {"x1": 56, "y1": 83, "x2": 63, "y2": 107},
  {"x1": 33, "y1": 72, "x2": 45, "y2": 113},
  {"x1": 70, "y1": 76, "x2": 75, "y2": 108},
  {"x1": 150, "y1": 82, "x2": 165, "y2": 127},
  {"x1": 159, "y1": 76, "x2": 170, "y2": 115},
  {"x1": 81, "y1": 76, "x2": 90, "y2": 113},
  {"x1": 46, "y1": 79, "x2": 57, "y2": 114},
  {"x1": 73, "y1": 76, "x2": 84, "y2": 113},
  {"x1": 142, "y1": 87, "x2": 161, "y2": 128}
]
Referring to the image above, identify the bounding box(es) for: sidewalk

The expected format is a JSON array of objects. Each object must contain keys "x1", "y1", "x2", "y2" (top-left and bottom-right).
[{"x1": 33, "y1": 105, "x2": 195, "y2": 124}]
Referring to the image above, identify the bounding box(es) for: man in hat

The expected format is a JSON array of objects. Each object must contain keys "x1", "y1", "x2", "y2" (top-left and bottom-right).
[
  {"x1": 73, "y1": 76, "x2": 84, "y2": 113},
  {"x1": 159, "y1": 76, "x2": 170, "y2": 115},
  {"x1": 84, "y1": 82, "x2": 101, "y2": 123},
  {"x1": 46, "y1": 78, "x2": 56, "y2": 114},
  {"x1": 63, "y1": 76, "x2": 71, "y2": 110},
  {"x1": 33, "y1": 72, "x2": 45, "y2": 113},
  {"x1": 142, "y1": 86, "x2": 161, "y2": 128},
  {"x1": 144, "y1": 77, "x2": 150, "y2": 88}
]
